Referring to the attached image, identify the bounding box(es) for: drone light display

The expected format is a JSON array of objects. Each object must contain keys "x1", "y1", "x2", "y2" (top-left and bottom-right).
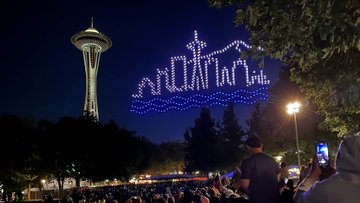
[{"x1": 130, "y1": 31, "x2": 270, "y2": 114}]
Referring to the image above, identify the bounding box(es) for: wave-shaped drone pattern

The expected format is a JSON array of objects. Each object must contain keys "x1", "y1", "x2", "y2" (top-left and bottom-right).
[{"x1": 130, "y1": 87, "x2": 268, "y2": 114}]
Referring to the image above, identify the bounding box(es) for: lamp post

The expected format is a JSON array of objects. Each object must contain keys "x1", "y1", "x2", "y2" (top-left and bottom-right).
[
  {"x1": 287, "y1": 102, "x2": 301, "y2": 172},
  {"x1": 41, "y1": 179, "x2": 46, "y2": 200}
]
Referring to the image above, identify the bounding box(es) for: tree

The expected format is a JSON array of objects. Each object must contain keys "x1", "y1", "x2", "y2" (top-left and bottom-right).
[
  {"x1": 43, "y1": 117, "x2": 149, "y2": 185},
  {"x1": 184, "y1": 108, "x2": 222, "y2": 174},
  {"x1": 0, "y1": 114, "x2": 190, "y2": 194},
  {"x1": 292, "y1": 50, "x2": 360, "y2": 135},
  {"x1": 0, "y1": 115, "x2": 37, "y2": 199},
  {"x1": 209, "y1": 0, "x2": 360, "y2": 135},
  {"x1": 219, "y1": 101, "x2": 246, "y2": 170},
  {"x1": 20, "y1": 153, "x2": 42, "y2": 200},
  {"x1": 246, "y1": 102, "x2": 272, "y2": 140},
  {"x1": 144, "y1": 142, "x2": 185, "y2": 175}
]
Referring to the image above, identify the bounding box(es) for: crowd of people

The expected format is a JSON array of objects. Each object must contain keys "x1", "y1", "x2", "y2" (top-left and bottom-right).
[
  {"x1": 5, "y1": 133, "x2": 359, "y2": 203},
  {"x1": 57, "y1": 181, "x2": 247, "y2": 203}
]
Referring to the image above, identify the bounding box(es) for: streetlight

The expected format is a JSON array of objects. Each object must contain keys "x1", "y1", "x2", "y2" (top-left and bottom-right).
[
  {"x1": 287, "y1": 102, "x2": 301, "y2": 172},
  {"x1": 40, "y1": 179, "x2": 46, "y2": 200}
]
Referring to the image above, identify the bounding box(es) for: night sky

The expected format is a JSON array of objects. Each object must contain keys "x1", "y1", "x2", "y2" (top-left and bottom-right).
[{"x1": 0, "y1": 0, "x2": 281, "y2": 143}]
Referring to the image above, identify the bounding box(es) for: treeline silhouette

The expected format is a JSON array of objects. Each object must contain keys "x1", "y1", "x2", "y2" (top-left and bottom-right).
[
  {"x1": 0, "y1": 114, "x2": 184, "y2": 193},
  {"x1": 0, "y1": 99, "x2": 248, "y2": 197}
]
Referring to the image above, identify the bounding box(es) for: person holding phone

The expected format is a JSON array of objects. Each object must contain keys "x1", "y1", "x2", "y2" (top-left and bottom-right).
[
  {"x1": 315, "y1": 141, "x2": 336, "y2": 181},
  {"x1": 294, "y1": 134, "x2": 360, "y2": 203},
  {"x1": 316, "y1": 141, "x2": 330, "y2": 167}
]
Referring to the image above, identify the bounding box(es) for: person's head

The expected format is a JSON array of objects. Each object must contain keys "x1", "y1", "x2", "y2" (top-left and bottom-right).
[
  {"x1": 215, "y1": 174, "x2": 221, "y2": 182},
  {"x1": 207, "y1": 188, "x2": 217, "y2": 197},
  {"x1": 72, "y1": 188, "x2": 81, "y2": 195},
  {"x1": 335, "y1": 134, "x2": 360, "y2": 173},
  {"x1": 201, "y1": 188, "x2": 208, "y2": 198},
  {"x1": 221, "y1": 176, "x2": 230, "y2": 186},
  {"x1": 152, "y1": 194, "x2": 160, "y2": 201},
  {"x1": 131, "y1": 196, "x2": 143, "y2": 203},
  {"x1": 278, "y1": 179, "x2": 286, "y2": 188},
  {"x1": 183, "y1": 189, "x2": 194, "y2": 203},
  {"x1": 193, "y1": 193, "x2": 201, "y2": 203},
  {"x1": 62, "y1": 195, "x2": 74, "y2": 203},
  {"x1": 168, "y1": 197, "x2": 175, "y2": 203},
  {"x1": 280, "y1": 162, "x2": 287, "y2": 168},
  {"x1": 286, "y1": 179, "x2": 294, "y2": 190},
  {"x1": 245, "y1": 136, "x2": 263, "y2": 154}
]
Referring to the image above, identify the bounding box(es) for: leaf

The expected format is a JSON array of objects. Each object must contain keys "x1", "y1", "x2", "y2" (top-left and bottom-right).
[
  {"x1": 321, "y1": 47, "x2": 332, "y2": 59},
  {"x1": 259, "y1": 58, "x2": 264, "y2": 68},
  {"x1": 319, "y1": 29, "x2": 328, "y2": 40},
  {"x1": 356, "y1": 40, "x2": 360, "y2": 51},
  {"x1": 235, "y1": 9, "x2": 245, "y2": 25},
  {"x1": 249, "y1": 7, "x2": 258, "y2": 27},
  {"x1": 240, "y1": 51, "x2": 248, "y2": 59}
]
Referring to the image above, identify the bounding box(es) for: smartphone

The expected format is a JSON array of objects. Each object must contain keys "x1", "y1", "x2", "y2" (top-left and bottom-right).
[{"x1": 316, "y1": 141, "x2": 330, "y2": 167}]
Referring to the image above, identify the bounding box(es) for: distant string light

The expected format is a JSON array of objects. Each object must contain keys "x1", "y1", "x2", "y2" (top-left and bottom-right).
[{"x1": 131, "y1": 30, "x2": 270, "y2": 114}]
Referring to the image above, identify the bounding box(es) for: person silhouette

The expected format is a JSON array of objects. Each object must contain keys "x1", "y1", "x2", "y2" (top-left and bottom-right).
[
  {"x1": 239, "y1": 136, "x2": 280, "y2": 203},
  {"x1": 294, "y1": 134, "x2": 360, "y2": 203}
]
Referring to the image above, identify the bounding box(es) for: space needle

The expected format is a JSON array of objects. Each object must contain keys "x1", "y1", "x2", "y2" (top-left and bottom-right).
[{"x1": 71, "y1": 18, "x2": 112, "y2": 122}]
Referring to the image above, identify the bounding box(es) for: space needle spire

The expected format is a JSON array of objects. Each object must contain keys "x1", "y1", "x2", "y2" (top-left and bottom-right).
[{"x1": 71, "y1": 18, "x2": 112, "y2": 122}]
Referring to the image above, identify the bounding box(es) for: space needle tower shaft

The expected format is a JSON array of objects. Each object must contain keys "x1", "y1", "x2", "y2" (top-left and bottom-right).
[{"x1": 71, "y1": 18, "x2": 112, "y2": 121}]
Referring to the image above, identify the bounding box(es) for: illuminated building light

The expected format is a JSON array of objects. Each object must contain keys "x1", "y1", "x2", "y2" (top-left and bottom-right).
[{"x1": 131, "y1": 31, "x2": 270, "y2": 113}]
